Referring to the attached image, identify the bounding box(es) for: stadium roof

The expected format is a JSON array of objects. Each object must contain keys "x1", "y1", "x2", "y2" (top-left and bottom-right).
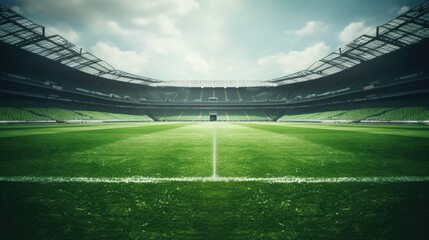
[
  {"x1": 152, "y1": 80, "x2": 275, "y2": 88},
  {"x1": 267, "y1": 1, "x2": 429, "y2": 85},
  {"x1": 0, "y1": 4, "x2": 160, "y2": 85},
  {"x1": 1, "y1": 2, "x2": 429, "y2": 87}
]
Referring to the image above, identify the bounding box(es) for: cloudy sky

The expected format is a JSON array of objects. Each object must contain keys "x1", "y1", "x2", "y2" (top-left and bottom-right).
[{"x1": 1, "y1": 0, "x2": 426, "y2": 81}]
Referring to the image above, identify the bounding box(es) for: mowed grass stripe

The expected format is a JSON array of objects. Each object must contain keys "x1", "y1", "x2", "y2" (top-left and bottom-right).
[
  {"x1": 0, "y1": 123, "x2": 204, "y2": 177},
  {"x1": 235, "y1": 122, "x2": 429, "y2": 177},
  {"x1": 1, "y1": 122, "x2": 429, "y2": 240},
  {"x1": 216, "y1": 123, "x2": 349, "y2": 177},
  {"x1": 0, "y1": 122, "x2": 173, "y2": 138},
  {"x1": 1, "y1": 175, "x2": 429, "y2": 183},
  {"x1": 259, "y1": 122, "x2": 429, "y2": 138},
  {"x1": 1, "y1": 122, "x2": 428, "y2": 179},
  {"x1": 67, "y1": 122, "x2": 214, "y2": 177}
]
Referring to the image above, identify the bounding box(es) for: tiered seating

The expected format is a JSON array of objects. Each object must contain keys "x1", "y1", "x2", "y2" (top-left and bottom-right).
[
  {"x1": 0, "y1": 107, "x2": 51, "y2": 121},
  {"x1": 161, "y1": 110, "x2": 182, "y2": 121},
  {"x1": 173, "y1": 89, "x2": 189, "y2": 101},
  {"x1": 150, "y1": 109, "x2": 172, "y2": 121},
  {"x1": 188, "y1": 88, "x2": 202, "y2": 101},
  {"x1": 238, "y1": 88, "x2": 253, "y2": 101},
  {"x1": 227, "y1": 110, "x2": 247, "y2": 120},
  {"x1": 202, "y1": 88, "x2": 213, "y2": 101},
  {"x1": 329, "y1": 108, "x2": 392, "y2": 120},
  {"x1": 215, "y1": 88, "x2": 226, "y2": 101},
  {"x1": 278, "y1": 107, "x2": 429, "y2": 121},
  {"x1": 249, "y1": 88, "x2": 280, "y2": 101},
  {"x1": 178, "y1": 110, "x2": 201, "y2": 121},
  {"x1": 216, "y1": 110, "x2": 228, "y2": 121},
  {"x1": 74, "y1": 110, "x2": 152, "y2": 121},
  {"x1": 265, "y1": 109, "x2": 284, "y2": 120},
  {"x1": 225, "y1": 89, "x2": 239, "y2": 101},
  {"x1": 158, "y1": 110, "x2": 221, "y2": 121},
  {"x1": 26, "y1": 108, "x2": 93, "y2": 120},
  {"x1": 199, "y1": 111, "x2": 210, "y2": 121},
  {"x1": 0, "y1": 106, "x2": 152, "y2": 121},
  {"x1": 368, "y1": 107, "x2": 429, "y2": 121},
  {"x1": 245, "y1": 110, "x2": 271, "y2": 121}
]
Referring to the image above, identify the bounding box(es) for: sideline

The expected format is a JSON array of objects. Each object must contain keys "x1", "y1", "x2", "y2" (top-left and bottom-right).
[{"x1": 1, "y1": 176, "x2": 429, "y2": 184}]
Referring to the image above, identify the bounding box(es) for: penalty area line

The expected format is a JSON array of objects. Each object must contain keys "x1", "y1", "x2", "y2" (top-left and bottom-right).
[{"x1": 1, "y1": 176, "x2": 429, "y2": 184}]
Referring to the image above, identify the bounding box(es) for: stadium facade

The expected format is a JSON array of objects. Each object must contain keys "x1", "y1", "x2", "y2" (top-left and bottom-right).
[{"x1": 1, "y1": 2, "x2": 429, "y2": 122}]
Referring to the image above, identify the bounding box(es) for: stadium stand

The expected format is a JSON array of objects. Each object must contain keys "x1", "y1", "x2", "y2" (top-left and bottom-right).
[
  {"x1": 0, "y1": 106, "x2": 152, "y2": 122},
  {"x1": 225, "y1": 88, "x2": 240, "y2": 102},
  {"x1": 0, "y1": 107, "x2": 51, "y2": 121},
  {"x1": 0, "y1": 2, "x2": 429, "y2": 122},
  {"x1": 279, "y1": 107, "x2": 429, "y2": 122},
  {"x1": 0, "y1": 96, "x2": 152, "y2": 122},
  {"x1": 188, "y1": 88, "x2": 203, "y2": 102},
  {"x1": 278, "y1": 95, "x2": 429, "y2": 122}
]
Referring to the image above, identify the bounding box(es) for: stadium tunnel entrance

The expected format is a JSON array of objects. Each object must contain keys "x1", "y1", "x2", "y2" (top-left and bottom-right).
[{"x1": 210, "y1": 112, "x2": 217, "y2": 121}]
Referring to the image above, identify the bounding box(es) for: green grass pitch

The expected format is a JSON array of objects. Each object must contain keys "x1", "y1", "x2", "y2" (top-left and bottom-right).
[{"x1": 1, "y1": 122, "x2": 429, "y2": 239}]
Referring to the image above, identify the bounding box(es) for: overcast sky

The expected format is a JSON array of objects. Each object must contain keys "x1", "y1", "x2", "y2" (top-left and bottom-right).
[{"x1": 1, "y1": 0, "x2": 426, "y2": 81}]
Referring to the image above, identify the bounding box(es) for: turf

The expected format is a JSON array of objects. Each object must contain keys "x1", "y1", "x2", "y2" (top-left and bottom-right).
[{"x1": 1, "y1": 122, "x2": 429, "y2": 239}]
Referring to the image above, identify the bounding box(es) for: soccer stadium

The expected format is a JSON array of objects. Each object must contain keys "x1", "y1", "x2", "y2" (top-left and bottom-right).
[{"x1": 1, "y1": 0, "x2": 429, "y2": 239}]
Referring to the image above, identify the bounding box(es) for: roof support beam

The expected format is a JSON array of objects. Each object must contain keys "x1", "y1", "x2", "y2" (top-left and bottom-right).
[
  {"x1": 37, "y1": 43, "x2": 74, "y2": 56},
  {"x1": 74, "y1": 59, "x2": 103, "y2": 69},
  {"x1": 363, "y1": 34, "x2": 407, "y2": 48},
  {"x1": 340, "y1": 52, "x2": 366, "y2": 63},
  {"x1": 330, "y1": 53, "x2": 362, "y2": 65},
  {"x1": 0, "y1": 15, "x2": 21, "y2": 25},
  {"x1": 341, "y1": 41, "x2": 380, "y2": 57},
  {"x1": 14, "y1": 34, "x2": 56, "y2": 47},
  {"x1": 399, "y1": 15, "x2": 429, "y2": 29},
  {"x1": 0, "y1": 25, "x2": 42, "y2": 39},
  {"x1": 345, "y1": 43, "x2": 384, "y2": 57},
  {"x1": 392, "y1": 27, "x2": 425, "y2": 40},
  {"x1": 318, "y1": 59, "x2": 348, "y2": 71},
  {"x1": 54, "y1": 52, "x2": 81, "y2": 62}
]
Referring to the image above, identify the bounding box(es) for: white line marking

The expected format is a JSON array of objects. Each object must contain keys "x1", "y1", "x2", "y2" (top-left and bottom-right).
[
  {"x1": 1, "y1": 176, "x2": 429, "y2": 184},
  {"x1": 212, "y1": 128, "x2": 217, "y2": 179}
]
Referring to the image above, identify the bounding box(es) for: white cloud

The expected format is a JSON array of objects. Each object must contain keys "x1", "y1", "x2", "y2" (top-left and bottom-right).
[
  {"x1": 397, "y1": 6, "x2": 410, "y2": 15},
  {"x1": 183, "y1": 53, "x2": 210, "y2": 73},
  {"x1": 257, "y1": 42, "x2": 330, "y2": 75},
  {"x1": 13, "y1": 0, "x2": 240, "y2": 80},
  {"x1": 11, "y1": 6, "x2": 24, "y2": 15},
  {"x1": 290, "y1": 21, "x2": 327, "y2": 36},
  {"x1": 91, "y1": 42, "x2": 149, "y2": 75},
  {"x1": 144, "y1": 36, "x2": 188, "y2": 55},
  {"x1": 46, "y1": 26, "x2": 80, "y2": 43},
  {"x1": 170, "y1": 0, "x2": 200, "y2": 16},
  {"x1": 11, "y1": 0, "x2": 341, "y2": 80},
  {"x1": 155, "y1": 15, "x2": 182, "y2": 36},
  {"x1": 104, "y1": 21, "x2": 130, "y2": 36},
  {"x1": 339, "y1": 21, "x2": 373, "y2": 44},
  {"x1": 17, "y1": 0, "x2": 199, "y2": 27}
]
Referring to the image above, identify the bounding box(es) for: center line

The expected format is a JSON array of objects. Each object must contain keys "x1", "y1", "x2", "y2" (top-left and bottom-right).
[{"x1": 212, "y1": 127, "x2": 217, "y2": 179}]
